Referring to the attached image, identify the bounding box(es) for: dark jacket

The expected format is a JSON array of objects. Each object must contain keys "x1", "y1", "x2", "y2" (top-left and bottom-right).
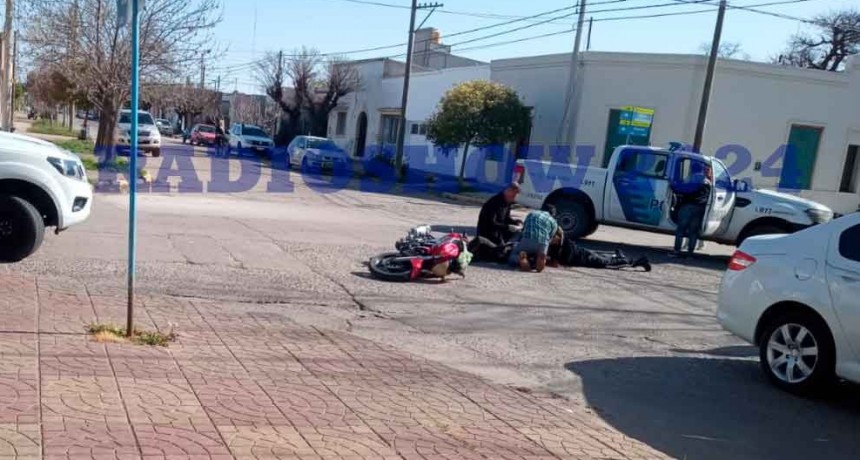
[
  {"x1": 672, "y1": 178, "x2": 711, "y2": 208},
  {"x1": 476, "y1": 192, "x2": 518, "y2": 245}
]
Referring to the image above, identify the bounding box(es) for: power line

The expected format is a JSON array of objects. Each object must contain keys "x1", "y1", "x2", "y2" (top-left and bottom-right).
[
  {"x1": 673, "y1": 0, "x2": 860, "y2": 34},
  {"x1": 216, "y1": 0, "x2": 818, "y2": 75},
  {"x1": 209, "y1": 0, "x2": 715, "y2": 72},
  {"x1": 324, "y1": 0, "x2": 632, "y2": 22}
]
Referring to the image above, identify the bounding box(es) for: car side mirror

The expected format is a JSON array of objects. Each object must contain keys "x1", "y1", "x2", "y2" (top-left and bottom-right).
[{"x1": 732, "y1": 179, "x2": 750, "y2": 193}]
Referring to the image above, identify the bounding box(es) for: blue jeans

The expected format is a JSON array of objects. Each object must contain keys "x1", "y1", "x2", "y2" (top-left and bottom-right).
[
  {"x1": 674, "y1": 204, "x2": 705, "y2": 253},
  {"x1": 508, "y1": 236, "x2": 549, "y2": 266}
]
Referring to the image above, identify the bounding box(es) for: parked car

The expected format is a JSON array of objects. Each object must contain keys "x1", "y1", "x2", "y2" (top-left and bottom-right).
[
  {"x1": 115, "y1": 109, "x2": 162, "y2": 157},
  {"x1": 717, "y1": 213, "x2": 860, "y2": 395},
  {"x1": 0, "y1": 131, "x2": 92, "y2": 262},
  {"x1": 228, "y1": 123, "x2": 274, "y2": 155},
  {"x1": 514, "y1": 145, "x2": 834, "y2": 246},
  {"x1": 155, "y1": 118, "x2": 174, "y2": 137},
  {"x1": 189, "y1": 124, "x2": 217, "y2": 146},
  {"x1": 287, "y1": 136, "x2": 348, "y2": 170}
]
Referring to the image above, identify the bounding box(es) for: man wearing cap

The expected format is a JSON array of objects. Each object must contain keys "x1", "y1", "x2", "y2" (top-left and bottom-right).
[{"x1": 469, "y1": 183, "x2": 522, "y2": 262}]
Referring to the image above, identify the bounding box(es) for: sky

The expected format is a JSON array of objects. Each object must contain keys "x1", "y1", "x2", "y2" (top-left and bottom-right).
[{"x1": 210, "y1": 0, "x2": 858, "y2": 94}]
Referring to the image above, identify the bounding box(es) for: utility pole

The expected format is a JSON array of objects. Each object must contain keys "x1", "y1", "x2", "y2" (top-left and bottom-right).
[
  {"x1": 693, "y1": 0, "x2": 727, "y2": 153},
  {"x1": 1, "y1": 0, "x2": 12, "y2": 131},
  {"x1": 199, "y1": 50, "x2": 210, "y2": 89},
  {"x1": 561, "y1": 0, "x2": 586, "y2": 147},
  {"x1": 394, "y1": 1, "x2": 442, "y2": 176},
  {"x1": 586, "y1": 17, "x2": 593, "y2": 51}
]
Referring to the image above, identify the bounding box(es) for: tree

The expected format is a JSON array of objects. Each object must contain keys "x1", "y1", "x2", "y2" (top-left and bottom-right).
[
  {"x1": 23, "y1": 0, "x2": 221, "y2": 152},
  {"x1": 255, "y1": 48, "x2": 360, "y2": 143},
  {"x1": 426, "y1": 80, "x2": 531, "y2": 181},
  {"x1": 171, "y1": 84, "x2": 221, "y2": 130},
  {"x1": 698, "y1": 41, "x2": 750, "y2": 60},
  {"x1": 306, "y1": 57, "x2": 361, "y2": 136},
  {"x1": 230, "y1": 93, "x2": 279, "y2": 134},
  {"x1": 774, "y1": 8, "x2": 860, "y2": 71}
]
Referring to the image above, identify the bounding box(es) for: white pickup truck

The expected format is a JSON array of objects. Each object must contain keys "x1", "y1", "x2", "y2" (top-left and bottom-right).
[
  {"x1": 512, "y1": 145, "x2": 834, "y2": 246},
  {"x1": 0, "y1": 132, "x2": 92, "y2": 262}
]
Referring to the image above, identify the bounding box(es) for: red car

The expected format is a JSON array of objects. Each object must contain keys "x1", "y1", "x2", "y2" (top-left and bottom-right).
[{"x1": 189, "y1": 124, "x2": 217, "y2": 146}]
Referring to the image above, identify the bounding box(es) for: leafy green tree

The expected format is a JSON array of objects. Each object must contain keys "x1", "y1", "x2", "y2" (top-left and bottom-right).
[{"x1": 426, "y1": 80, "x2": 531, "y2": 181}]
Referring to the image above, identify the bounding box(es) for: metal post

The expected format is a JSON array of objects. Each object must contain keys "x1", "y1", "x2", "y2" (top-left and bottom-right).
[
  {"x1": 10, "y1": 30, "x2": 15, "y2": 122},
  {"x1": 393, "y1": 0, "x2": 418, "y2": 176},
  {"x1": 563, "y1": 0, "x2": 587, "y2": 147},
  {"x1": 1, "y1": 0, "x2": 13, "y2": 131},
  {"x1": 693, "y1": 0, "x2": 726, "y2": 153},
  {"x1": 126, "y1": 0, "x2": 140, "y2": 337}
]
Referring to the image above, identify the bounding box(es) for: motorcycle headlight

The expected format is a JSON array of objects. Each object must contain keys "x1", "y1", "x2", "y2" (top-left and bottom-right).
[{"x1": 805, "y1": 208, "x2": 833, "y2": 224}]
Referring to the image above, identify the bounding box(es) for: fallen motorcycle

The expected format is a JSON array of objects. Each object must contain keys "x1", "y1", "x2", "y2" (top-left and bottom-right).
[{"x1": 368, "y1": 225, "x2": 472, "y2": 282}]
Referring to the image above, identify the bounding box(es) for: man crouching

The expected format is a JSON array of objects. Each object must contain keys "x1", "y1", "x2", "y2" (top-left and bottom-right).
[{"x1": 509, "y1": 208, "x2": 563, "y2": 272}]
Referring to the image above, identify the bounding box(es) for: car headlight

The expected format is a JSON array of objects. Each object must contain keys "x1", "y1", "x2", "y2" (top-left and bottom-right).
[
  {"x1": 805, "y1": 208, "x2": 833, "y2": 224},
  {"x1": 48, "y1": 157, "x2": 85, "y2": 181}
]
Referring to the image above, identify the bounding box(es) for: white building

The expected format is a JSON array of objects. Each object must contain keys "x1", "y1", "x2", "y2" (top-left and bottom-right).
[
  {"x1": 493, "y1": 51, "x2": 860, "y2": 214},
  {"x1": 332, "y1": 44, "x2": 860, "y2": 213},
  {"x1": 329, "y1": 29, "x2": 489, "y2": 179}
]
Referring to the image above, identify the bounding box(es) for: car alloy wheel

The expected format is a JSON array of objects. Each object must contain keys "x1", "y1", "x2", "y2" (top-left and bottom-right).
[{"x1": 766, "y1": 323, "x2": 818, "y2": 384}]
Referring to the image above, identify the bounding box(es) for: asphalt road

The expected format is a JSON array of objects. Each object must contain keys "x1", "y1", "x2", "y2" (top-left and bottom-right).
[{"x1": 4, "y1": 145, "x2": 860, "y2": 460}]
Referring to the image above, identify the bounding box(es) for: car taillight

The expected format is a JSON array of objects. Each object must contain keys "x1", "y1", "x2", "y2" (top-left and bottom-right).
[
  {"x1": 513, "y1": 164, "x2": 525, "y2": 184},
  {"x1": 728, "y1": 250, "x2": 756, "y2": 271}
]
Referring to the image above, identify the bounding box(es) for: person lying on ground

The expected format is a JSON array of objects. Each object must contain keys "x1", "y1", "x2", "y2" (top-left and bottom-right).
[
  {"x1": 509, "y1": 209, "x2": 563, "y2": 272},
  {"x1": 547, "y1": 237, "x2": 651, "y2": 272}
]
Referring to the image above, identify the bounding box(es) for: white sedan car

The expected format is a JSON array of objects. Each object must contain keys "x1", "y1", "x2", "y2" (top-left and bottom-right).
[{"x1": 718, "y1": 212, "x2": 860, "y2": 395}]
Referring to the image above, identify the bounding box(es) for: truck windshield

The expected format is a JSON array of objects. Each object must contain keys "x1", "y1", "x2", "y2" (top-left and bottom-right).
[
  {"x1": 242, "y1": 126, "x2": 268, "y2": 137},
  {"x1": 119, "y1": 112, "x2": 155, "y2": 125}
]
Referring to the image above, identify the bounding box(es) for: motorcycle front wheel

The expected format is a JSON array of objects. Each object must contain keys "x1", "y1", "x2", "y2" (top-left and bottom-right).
[{"x1": 368, "y1": 252, "x2": 415, "y2": 282}]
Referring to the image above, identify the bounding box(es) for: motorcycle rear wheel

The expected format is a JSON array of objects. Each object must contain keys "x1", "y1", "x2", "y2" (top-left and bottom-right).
[{"x1": 369, "y1": 252, "x2": 415, "y2": 282}]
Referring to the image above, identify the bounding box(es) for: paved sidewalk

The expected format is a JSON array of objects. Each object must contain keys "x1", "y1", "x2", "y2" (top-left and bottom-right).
[{"x1": 0, "y1": 273, "x2": 667, "y2": 459}]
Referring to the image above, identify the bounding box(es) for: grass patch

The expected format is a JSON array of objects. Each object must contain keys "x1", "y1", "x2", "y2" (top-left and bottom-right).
[
  {"x1": 28, "y1": 119, "x2": 76, "y2": 137},
  {"x1": 86, "y1": 323, "x2": 177, "y2": 347}
]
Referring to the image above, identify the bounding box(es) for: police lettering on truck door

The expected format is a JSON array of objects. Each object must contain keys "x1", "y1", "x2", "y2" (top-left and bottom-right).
[{"x1": 606, "y1": 149, "x2": 671, "y2": 229}]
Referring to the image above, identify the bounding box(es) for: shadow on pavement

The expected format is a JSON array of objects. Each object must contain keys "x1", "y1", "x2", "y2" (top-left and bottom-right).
[
  {"x1": 671, "y1": 345, "x2": 759, "y2": 358},
  {"x1": 567, "y1": 356, "x2": 860, "y2": 460}
]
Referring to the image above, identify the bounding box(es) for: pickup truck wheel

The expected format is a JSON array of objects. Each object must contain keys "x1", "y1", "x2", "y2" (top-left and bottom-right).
[
  {"x1": 0, "y1": 195, "x2": 45, "y2": 263},
  {"x1": 555, "y1": 199, "x2": 593, "y2": 239}
]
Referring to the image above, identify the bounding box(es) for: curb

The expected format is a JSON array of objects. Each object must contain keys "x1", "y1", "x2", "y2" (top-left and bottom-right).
[{"x1": 440, "y1": 192, "x2": 487, "y2": 206}]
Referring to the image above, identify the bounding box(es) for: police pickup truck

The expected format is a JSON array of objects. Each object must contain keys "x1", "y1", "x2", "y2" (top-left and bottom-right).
[{"x1": 512, "y1": 145, "x2": 834, "y2": 246}]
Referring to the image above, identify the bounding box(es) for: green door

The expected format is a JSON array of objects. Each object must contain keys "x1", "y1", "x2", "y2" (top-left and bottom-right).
[
  {"x1": 781, "y1": 125, "x2": 822, "y2": 190},
  {"x1": 602, "y1": 109, "x2": 651, "y2": 167}
]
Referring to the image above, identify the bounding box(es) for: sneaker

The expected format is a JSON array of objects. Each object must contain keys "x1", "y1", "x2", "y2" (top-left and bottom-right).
[
  {"x1": 518, "y1": 251, "x2": 532, "y2": 272},
  {"x1": 535, "y1": 253, "x2": 547, "y2": 273},
  {"x1": 633, "y1": 257, "x2": 652, "y2": 272}
]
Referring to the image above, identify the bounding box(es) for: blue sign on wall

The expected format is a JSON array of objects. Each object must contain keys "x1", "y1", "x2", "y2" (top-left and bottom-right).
[{"x1": 618, "y1": 106, "x2": 654, "y2": 138}]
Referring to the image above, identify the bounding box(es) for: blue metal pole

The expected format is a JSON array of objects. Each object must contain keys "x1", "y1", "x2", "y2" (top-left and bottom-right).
[{"x1": 126, "y1": 0, "x2": 140, "y2": 337}]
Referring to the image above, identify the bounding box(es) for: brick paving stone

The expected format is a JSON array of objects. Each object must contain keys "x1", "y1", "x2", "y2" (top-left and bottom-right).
[
  {"x1": 0, "y1": 273, "x2": 676, "y2": 459},
  {"x1": 0, "y1": 275, "x2": 37, "y2": 333},
  {"x1": 0, "y1": 334, "x2": 37, "y2": 380},
  {"x1": 0, "y1": 423, "x2": 40, "y2": 458}
]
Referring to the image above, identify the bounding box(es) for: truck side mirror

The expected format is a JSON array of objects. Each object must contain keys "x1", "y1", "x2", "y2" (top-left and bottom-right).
[{"x1": 732, "y1": 179, "x2": 750, "y2": 193}]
